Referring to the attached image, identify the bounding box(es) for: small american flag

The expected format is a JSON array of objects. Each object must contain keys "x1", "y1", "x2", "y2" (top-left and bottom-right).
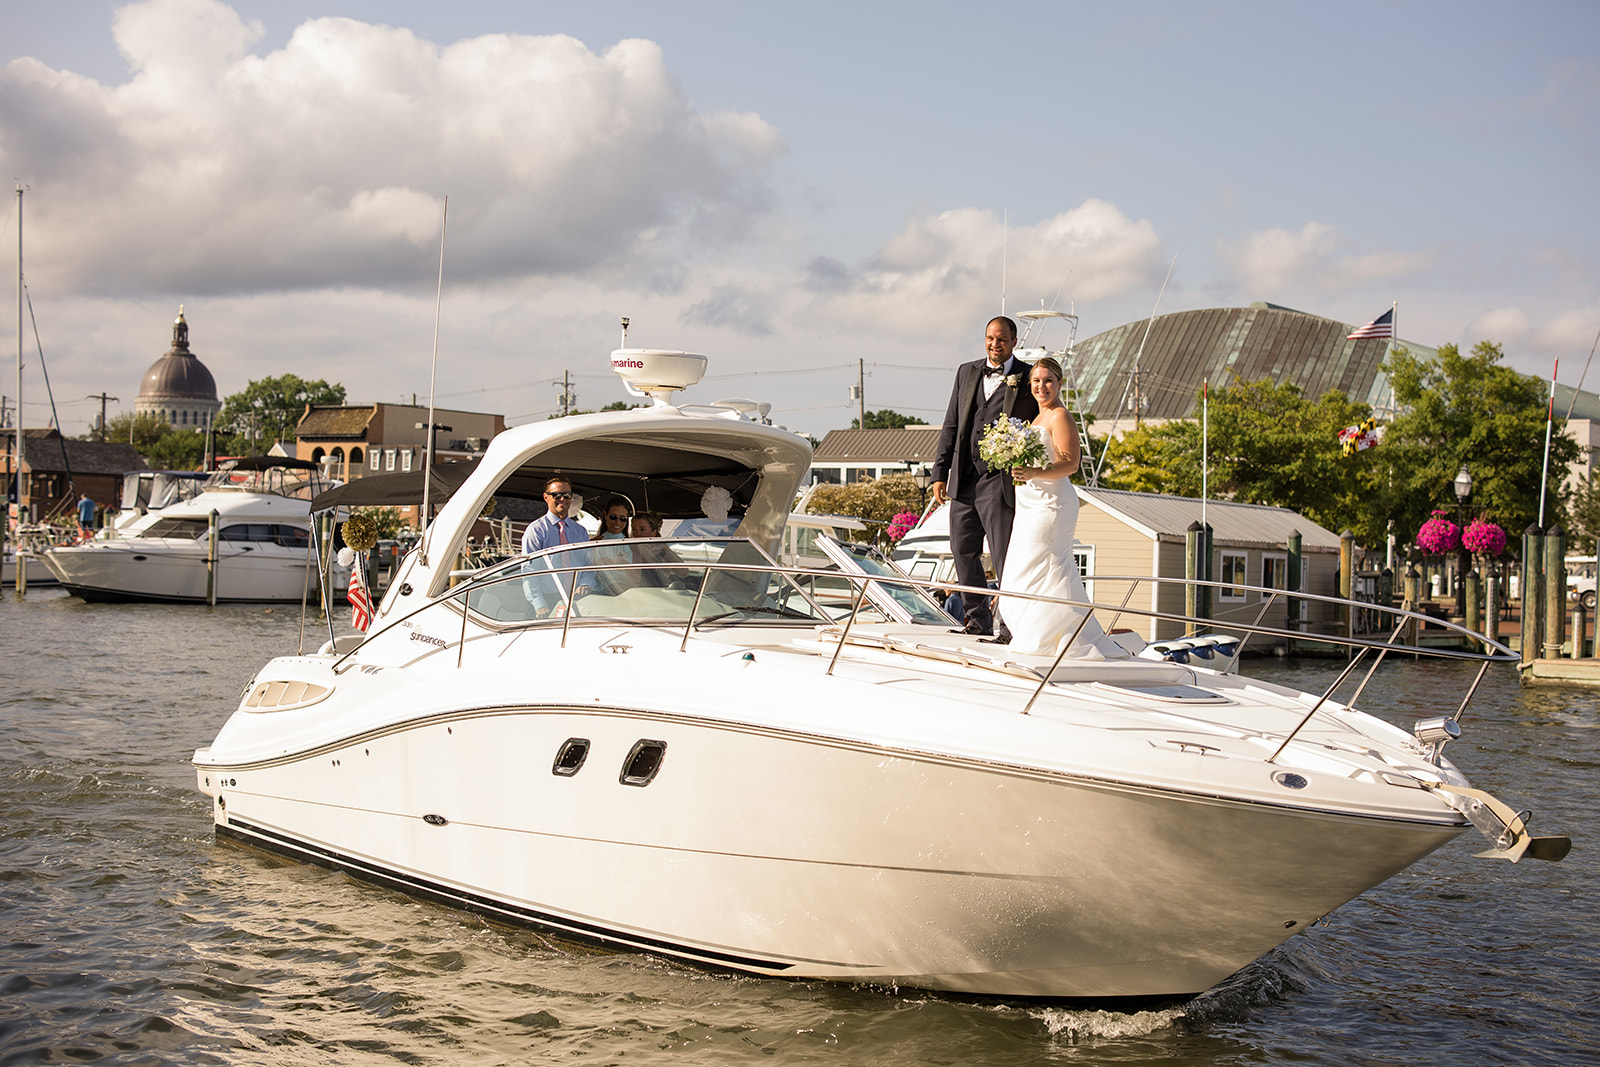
[
  {"x1": 1347, "y1": 308, "x2": 1394, "y2": 340},
  {"x1": 349, "y1": 565, "x2": 373, "y2": 632}
]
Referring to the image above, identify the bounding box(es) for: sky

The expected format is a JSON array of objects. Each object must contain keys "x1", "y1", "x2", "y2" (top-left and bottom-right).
[{"x1": 1, "y1": 0, "x2": 1597, "y2": 440}]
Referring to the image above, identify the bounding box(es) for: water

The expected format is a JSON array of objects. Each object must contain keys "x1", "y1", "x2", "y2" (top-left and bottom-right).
[{"x1": 3, "y1": 589, "x2": 1597, "y2": 1065}]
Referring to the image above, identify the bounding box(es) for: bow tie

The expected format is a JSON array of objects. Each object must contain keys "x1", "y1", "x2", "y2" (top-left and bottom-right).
[{"x1": 983, "y1": 363, "x2": 1006, "y2": 377}]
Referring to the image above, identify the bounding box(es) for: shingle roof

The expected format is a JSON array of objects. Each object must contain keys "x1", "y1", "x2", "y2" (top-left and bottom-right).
[
  {"x1": 296, "y1": 405, "x2": 377, "y2": 439},
  {"x1": 1080, "y1": 486, "x2": 1343, "y2": 550},
  {"x1": 813, "y1": 427, "x2": 943, "y2": 463},
  {"x1": 4, "y1": 429, "x2": 149, "y2": 476}
]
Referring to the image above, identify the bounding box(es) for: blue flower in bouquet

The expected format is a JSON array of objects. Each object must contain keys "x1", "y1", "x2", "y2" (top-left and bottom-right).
[{"x1": 978, "y1": 416, "x2": 1046, "y2": 473}]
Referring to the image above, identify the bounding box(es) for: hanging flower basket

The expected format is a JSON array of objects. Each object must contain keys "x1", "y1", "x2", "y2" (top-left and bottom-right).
[
  {"x1": 886, "y1": 511, "x2": 920, "y2": 544},
  {"x1": 1415, "y1": 511, "x2": 1461, "y2": 556},
  {"x1": 1461, "y1": 518, "x2": 1507, "y2": 557}
]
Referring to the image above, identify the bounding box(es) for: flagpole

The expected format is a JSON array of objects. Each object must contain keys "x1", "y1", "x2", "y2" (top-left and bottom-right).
[
  {"x1": 1201, "y1": 379, "x2": 1208, "y2": 532},
  {"x1": 1540, "y1": 358, "x2": 1558, "y2": 527}
]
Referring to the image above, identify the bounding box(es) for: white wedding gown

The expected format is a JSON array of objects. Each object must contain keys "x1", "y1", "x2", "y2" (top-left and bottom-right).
[{"x1": 1000, "y1": 434, "x2": 1127, "y2": 660}]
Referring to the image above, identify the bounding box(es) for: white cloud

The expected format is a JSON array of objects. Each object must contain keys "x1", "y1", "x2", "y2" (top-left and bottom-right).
[
  {"x1": 806, "y1": 200, "x2": 1164, "y2": 339},
  {"x1": 1533, "y1": 305, "x2": 1600, "y2": 355},
  {"x1": 1465, "y1": 306, "x2": 1533, "y2": 347},
  {"x1": 1214, "y1": 222, "x2": 1339, "y2": 295},
  {"x1": 0, "y1": 0, "x2": 783, "y2": 296}
]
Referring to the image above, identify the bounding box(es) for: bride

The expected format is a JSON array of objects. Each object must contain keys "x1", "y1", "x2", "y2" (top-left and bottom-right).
[{"x1": 999, "y1": 357, "x2": 1126, "y2": 659}]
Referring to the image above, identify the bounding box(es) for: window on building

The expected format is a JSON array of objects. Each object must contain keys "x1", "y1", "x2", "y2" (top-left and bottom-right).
[
  {"x1": 1073, "y1": 545, "x2": 1095, "y2": 600},
  {"x1": 1220, "y1": 551, "x2": 1248, "y2": 601},
  {"x1": 401, "y1": 449, "x2": 413, "y2": 472},
  {"x1": 1262, "y1": 553, "x2": 1288, "y2": 591},
  {"x1": 385, "y1": 449, "x2": 397, "y2": 471},
  {"x1": 370, "y1": 447, "x2": 382, "y2": 470},
  {"x1": 311, "y1": 447, "x2": 326, "y2": 463},
  {"x1": 351, "y1": 447, "x2": 364, "y2": 466}
]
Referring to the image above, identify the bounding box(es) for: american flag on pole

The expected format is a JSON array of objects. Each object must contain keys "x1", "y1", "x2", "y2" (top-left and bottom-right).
[
  {"x1": 348, "y1": 565, "x2": 373, "y2": 632},
  {"x1": 1347, "y1": 309, "x2": 1394, "y2": 340}
]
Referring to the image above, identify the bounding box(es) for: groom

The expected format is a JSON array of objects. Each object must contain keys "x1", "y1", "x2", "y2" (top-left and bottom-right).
[{"x1": 930, "y1": 315, "x2": 1038, "y2": 640}]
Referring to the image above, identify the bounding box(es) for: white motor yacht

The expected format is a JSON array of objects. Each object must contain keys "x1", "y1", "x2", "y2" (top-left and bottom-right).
[
  {"x1": 193, "y1": 350, "x2": 1566, "y2": 999},
  {"x1": 43, "y1": 457, "x2": 334, "y2": 602}
]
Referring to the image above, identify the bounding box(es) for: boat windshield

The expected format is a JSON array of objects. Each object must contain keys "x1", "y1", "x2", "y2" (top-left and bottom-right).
[
  {"x1": 203, "y1": 464, "x2": 333, "y2": 499},
  {"x1": 143, "y1": 517, "x2": 210, "y2": 540},
  {"x1": 456, "y1": 538, "x2": 832, "y2": 626}
]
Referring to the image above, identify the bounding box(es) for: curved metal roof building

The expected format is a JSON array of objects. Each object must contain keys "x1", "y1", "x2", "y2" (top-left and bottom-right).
[{"x1": 1067, "y1": 302, "x2": 1414, "y2": 424}]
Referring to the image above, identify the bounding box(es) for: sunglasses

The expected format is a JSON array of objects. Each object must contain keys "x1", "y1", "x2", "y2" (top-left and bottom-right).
[
  {"x1": 606, "y1": 513, "x2": 630, "y2": 522},
  {"x1": 545, "y1": 492, "x2": 572, "y2": 500}
]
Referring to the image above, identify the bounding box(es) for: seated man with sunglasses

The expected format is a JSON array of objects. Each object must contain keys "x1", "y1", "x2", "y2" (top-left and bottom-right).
[{"x1": 519, "y1": 476, "x2": 593, "y2": 615}]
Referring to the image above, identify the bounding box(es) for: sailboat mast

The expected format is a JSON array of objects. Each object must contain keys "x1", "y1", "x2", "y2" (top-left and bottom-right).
[{"x1": 14, "y1": 184, "x2": 22, "y2": 528}]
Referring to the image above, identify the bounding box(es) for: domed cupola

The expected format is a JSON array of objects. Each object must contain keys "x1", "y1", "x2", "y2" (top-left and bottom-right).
[{"x1": 133, "y1": 306, "x2": 222, "y2": 430}]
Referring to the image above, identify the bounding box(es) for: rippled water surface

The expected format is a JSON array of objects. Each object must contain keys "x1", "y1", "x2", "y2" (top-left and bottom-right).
[{"x1": 3, "y1": 589, "x2": 1597, "y2": 1065}]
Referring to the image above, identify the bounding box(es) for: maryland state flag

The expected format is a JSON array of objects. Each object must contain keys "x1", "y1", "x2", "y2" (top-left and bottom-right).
[
  {"x1": 349, "y1": 565, "x2": 373, "y2": 632},
  {"x1": 1338, "y1": 417, "x2": 1380, "y2": 456}
]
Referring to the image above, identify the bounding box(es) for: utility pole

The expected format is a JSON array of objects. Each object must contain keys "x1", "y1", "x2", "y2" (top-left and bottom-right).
[
  {"x1": 553, "y1": 371, "x2": 575, "y2": 417},
  {"x1": 87, "y1": 393, "x2": 118, "y2": 441}
]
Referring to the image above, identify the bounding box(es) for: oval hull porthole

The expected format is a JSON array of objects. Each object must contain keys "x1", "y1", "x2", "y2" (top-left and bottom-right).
[
  {"x1": 552, "y1": 738, "x2": 590, "y2": 777},
  {"x1": 620, "y1": 739, "x2": 667, "y2": 786}
]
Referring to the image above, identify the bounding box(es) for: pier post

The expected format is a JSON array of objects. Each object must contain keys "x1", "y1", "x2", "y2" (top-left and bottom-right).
[
  {"x1": 1545, "y1": 525, "x2": 1566, "y2": 659},
  {"x1": 1572, "y1": 606, "x2": 1587, "y2": 659},
  {"x1": 1403, "y1": 557, "x2": 1421, "y2": 648},
  {"x1": 206, "y1": 509, "x2": 219, "y2": 606},
  {"x1": 1185, "y1": 521, "x2": 1203, "y2": 636},
  {"x1": 15, "y1": 551, "x2": 25, "y2": 596},
  {"x1": 1522, "y1": 526, "x2": 1544, "y2": 664},
  {"x1": 1286, "y1": 531, "x2": 1302, "y2": 639},
  {"x1": 1465, "y1": 567, "x2": 1481, "y2": 638},
  {"x1": 1485, "y1": 558, "x2": 1501, "y2": 650},
  {"x1": 1339, "y1": 530, "x2": 1355, "y2": 644}
]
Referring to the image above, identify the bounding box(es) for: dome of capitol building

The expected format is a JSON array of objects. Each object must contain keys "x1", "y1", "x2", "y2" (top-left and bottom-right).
[{"x1": 134, "y1": 307, "x2": 222, "y2": 429}]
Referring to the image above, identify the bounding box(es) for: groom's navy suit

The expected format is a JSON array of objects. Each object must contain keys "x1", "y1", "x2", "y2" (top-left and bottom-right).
[{"x1": 930, "y1": 355, "x2": 1038, "y2": 635}]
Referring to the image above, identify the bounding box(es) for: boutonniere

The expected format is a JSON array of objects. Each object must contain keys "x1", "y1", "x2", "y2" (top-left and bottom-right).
[{"x1": 1003, "y1": 374, "x2": 1022, "y2": 388}]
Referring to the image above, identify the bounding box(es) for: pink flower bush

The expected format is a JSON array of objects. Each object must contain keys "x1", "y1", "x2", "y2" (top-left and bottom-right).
[
  {"x1": 1462, "y1": 518, "x2": 1507, "y2": 557},
  {"x1": 1416, "y1": 511, "x2": 1461, "y2": 555},
  {"x1": 886, "y1": 511, "x2": 920, "y2": 543}
]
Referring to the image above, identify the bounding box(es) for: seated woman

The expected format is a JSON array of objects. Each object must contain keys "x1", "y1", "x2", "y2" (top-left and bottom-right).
[{"x1": 590, "y1": 496, "x2": 635, "y2": 594}]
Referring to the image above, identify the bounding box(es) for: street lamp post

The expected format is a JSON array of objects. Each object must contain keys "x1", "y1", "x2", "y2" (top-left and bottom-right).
[
  {"x1": 1454, "y1": 466, "x2": 1473, "y2": 607},
  {"x1": 911, "y1": 464, "x2": 932, "y2": 510}
]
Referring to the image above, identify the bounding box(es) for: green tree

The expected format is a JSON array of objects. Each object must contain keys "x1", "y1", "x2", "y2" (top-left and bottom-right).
[
  {"x1": 218, "y1": 375, "x2": 346, "y2": 448},
  {"x1": 1098, "y1": 376, "x2": 1372, "y2": 535},
  {"x1": 801, "y1": 473, "x2": 924, "y2": 543},
  {"x1": 850, "y1": 409, "x2": 928, "y2": 430},
  {"x1": 141, "y1": 429, "x2": 210, "y2": 470},
  {"x1": 1099, "y1": 420, "x2": 1203, "y2": 496},
  {"x1": 1566, "y1": 474, "x2": 1600, "y2": 557},
  {"x1": 100, "y1": 411, "x2": 170, "y2": 452},
  {"x1": 1374, "y1": 341, "x2": 1576, "y2": 550},
  {"x1": 548, "y1": 401, "x2": 646, "y2": 419}
]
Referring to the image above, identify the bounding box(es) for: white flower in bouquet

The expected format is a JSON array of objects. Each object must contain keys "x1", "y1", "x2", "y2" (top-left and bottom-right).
[{"x1": 978, "y1": 416, "x2": 1046, "y2": 473}]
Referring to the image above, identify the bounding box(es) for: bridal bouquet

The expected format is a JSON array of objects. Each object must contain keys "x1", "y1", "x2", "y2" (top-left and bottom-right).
[{"x1": 978, "y1": 416, "x2": 1046, "y2": 473}]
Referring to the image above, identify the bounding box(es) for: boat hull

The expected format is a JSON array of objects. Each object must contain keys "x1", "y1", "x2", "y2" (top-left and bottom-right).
[
  {"x1": 43, "y1": 540, "x2": 315, "y2": 603},
  {"x1": 197, "y1": 703, "x2": 1463, "y2": 999}
]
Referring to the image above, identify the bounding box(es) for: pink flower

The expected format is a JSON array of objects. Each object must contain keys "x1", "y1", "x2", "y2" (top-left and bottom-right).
[
  {"x1": 1416, "y1": 511, "x2": 1461, "y2": 555},
  {"x1": 1462, "y1": 519, "x2": 1507, "y2": 556},
  {"x1": 886, "y1": 511, "x2": 921, "y2": 544}
]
